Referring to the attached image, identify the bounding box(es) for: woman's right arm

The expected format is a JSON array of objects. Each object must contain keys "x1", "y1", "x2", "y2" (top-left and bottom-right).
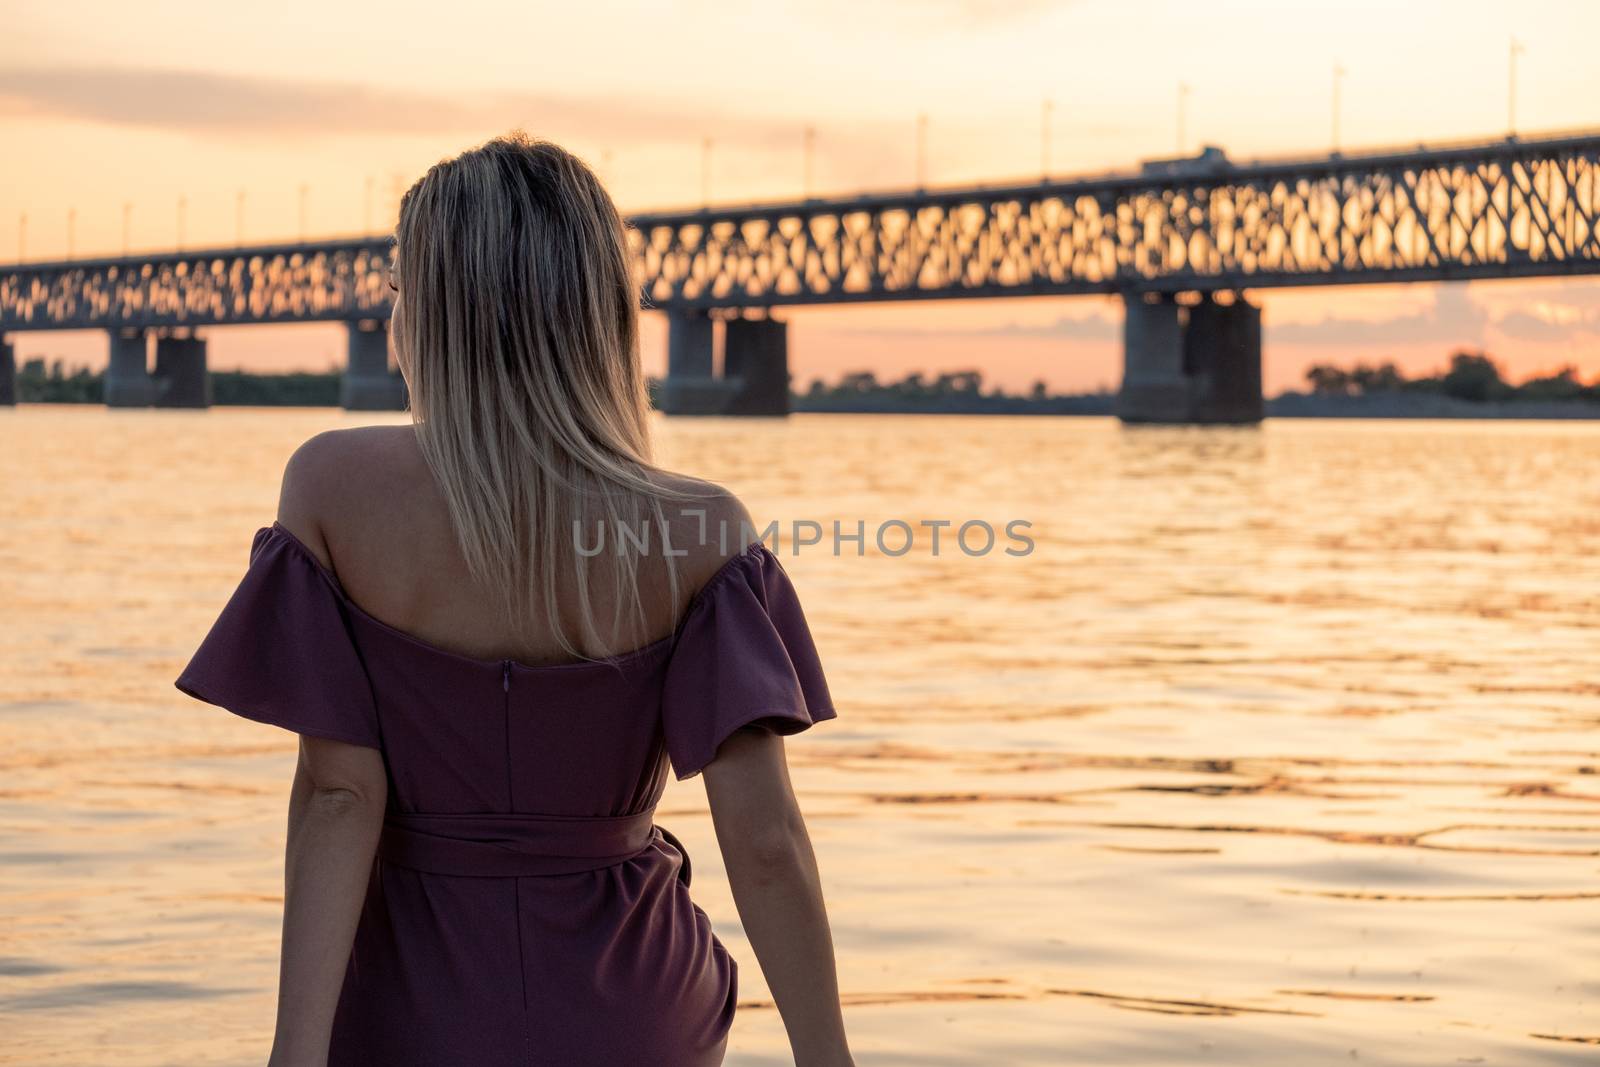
[{"x1": 704, "y1": 727, "x2": 853, "y2": 1067}]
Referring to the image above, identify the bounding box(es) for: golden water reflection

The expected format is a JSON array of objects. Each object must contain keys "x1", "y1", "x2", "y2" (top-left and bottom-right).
[{"x1": 1, "y1": 408, "x2": 1597, "y2": 1065}]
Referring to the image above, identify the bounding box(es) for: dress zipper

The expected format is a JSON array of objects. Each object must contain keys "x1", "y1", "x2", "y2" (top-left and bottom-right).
[{"x1": 501, "y1": 659, "x2": 514, "y2": 809}]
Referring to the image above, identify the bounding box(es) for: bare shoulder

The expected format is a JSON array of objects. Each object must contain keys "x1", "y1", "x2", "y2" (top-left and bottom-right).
[
  {"x1": 647, "y1": 470, "x2": 760, "y2": 593},
  {"x1": 277, "y1": 425, "x2": 426, "y2": 568}
]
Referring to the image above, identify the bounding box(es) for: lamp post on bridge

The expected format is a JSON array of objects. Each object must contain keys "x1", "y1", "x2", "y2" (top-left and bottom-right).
[
  {"x1": 1042, "y1": 98, "x2": 1053, "y2": 179},
  {"x1": 1177, "y1": 82, "x2": 1190, "y2": 154},
  {"x1": 916, "y1": 113, "x2": 928, "y2": 190},
  {"x1": 1508, "y1": 36, "x2": 1525, "y2": 135},
  {"x1": 1332, "y1": 63, "x2": 1345, "y2": 151},
  {"x1": 700, "y1": 138, "x2": 712, "y2": 208},
  {"x1": 803, "y1": 126, "x2": 816, "y2": 198}
]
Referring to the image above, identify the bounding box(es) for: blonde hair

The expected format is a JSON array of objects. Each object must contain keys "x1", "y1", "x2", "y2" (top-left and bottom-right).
[{"x1": 391, "y1": 132, "x2": 684, "y2": 659}]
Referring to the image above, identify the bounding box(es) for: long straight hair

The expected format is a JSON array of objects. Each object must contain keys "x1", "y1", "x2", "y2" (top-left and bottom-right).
[{"x1": 391, "y1": 132, "x2": 684, "y2": 659}]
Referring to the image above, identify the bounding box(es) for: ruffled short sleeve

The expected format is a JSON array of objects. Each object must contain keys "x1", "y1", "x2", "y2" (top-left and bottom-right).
[
  {"x1": 661, "y1": 543, "x2": 836, "y2": 780},
  {"x1": 173, "y1": 524, "x2": 382, "y2": 749}
]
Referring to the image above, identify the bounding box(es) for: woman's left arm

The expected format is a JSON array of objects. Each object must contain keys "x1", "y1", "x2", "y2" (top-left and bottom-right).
[{"x1": 268, "y1": 736, "x2": 387, "y2": 1067}]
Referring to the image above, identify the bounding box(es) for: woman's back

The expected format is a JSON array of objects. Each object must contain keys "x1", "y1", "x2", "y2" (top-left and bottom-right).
[
  {"x1": 280, "y1": 423, "x2": 749, "y2": 668},
  {"x1": 173, "y1": 132, "x2": 851, "y2": 1066},
  {"x1": 176, "y1": 426, "x2": 834, "y2": 1064}
]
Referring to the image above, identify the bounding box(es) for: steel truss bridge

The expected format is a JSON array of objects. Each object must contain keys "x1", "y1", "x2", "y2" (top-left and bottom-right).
[
  {"x1": 3, "y1": 130, "x2": 1597, "y2": 332},
  {"x1": 1, "y1": 130, "x2": 1595, "y2": 420}
]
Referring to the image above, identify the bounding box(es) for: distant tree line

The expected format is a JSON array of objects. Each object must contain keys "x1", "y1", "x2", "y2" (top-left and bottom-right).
[
  {"x1": 16, "y1": 358, "x2": 102, "y2": 403},
  {"x1": 13, "y1": 358, "x2": 343, "y2": 405},
  {"x1": 1302, "y1": 350, "x2": 1600, "y2": 404},
  {"x1": 210, "y1": 370, "x2": 342, "y2": 406},
  {"x1": 18, "y1": 349, "x2": 1595, "y2": 411},
  {"x1": 21, "y1": 359, "x2": 1102, "y2": 412},
  {"x1": 792, "y1": 369, "x2": 1113, "y2": 414}
]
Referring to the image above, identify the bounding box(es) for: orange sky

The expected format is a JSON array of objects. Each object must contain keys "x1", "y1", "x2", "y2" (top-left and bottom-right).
[{"x1": 3, "y1": 0, "x2": 1597, "y2": 394}]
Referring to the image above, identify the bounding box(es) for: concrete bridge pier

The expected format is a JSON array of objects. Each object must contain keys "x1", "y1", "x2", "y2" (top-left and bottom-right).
[
  {"x1": 1116, "y1": 292, "x2": 1262, "y2": 424},
  {"x1": 660, "y1": 310, "x2": 790, "y2": 416},
  {"x1": 1117, "y1": 295, "x2": 1188, "y2": 422},
  {"x1": 722, "y1": 317, "x2": 790, "y2": 415},
  {"x1": 1184, "y1": 296, "x2": 1263, "y2": 423},
  {"x1": 660, "y1": 309, "x2": 732, "y2": 414},
  {"x1": 0, "y1": 334, "x2": 14, "y2": 406},
  {"x1": 152, "y1": 329, "x2": 211, "y2": 408},
  {"x1": 105, "y1": 328, "x2": 156, "y2": 407},
  {"x1": 341, "y1": 319, "x2": 406, "y2": 410}
]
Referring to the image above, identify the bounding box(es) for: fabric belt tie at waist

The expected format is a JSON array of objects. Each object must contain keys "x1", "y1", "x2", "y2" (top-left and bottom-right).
[{"x1": 379, "y1": 810, "x2": 690, "y2": 885}]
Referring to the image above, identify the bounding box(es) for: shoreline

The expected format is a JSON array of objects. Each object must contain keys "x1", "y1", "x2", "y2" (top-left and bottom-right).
[
  {"x1": 8, "y1": 395, "x2": 1600, "y2": 419},
  {"x1": 793, "y1": 393, "x2": 1600, "y2": 419}
]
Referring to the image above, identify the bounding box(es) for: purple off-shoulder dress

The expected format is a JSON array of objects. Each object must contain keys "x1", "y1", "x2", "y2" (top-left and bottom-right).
[{"x1": 173, "y1": 522, "x2": 835, "y2": 1066}]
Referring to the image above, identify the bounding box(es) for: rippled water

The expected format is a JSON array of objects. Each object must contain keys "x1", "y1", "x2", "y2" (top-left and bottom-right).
[{"x1": 2, "y1": 406, "x2": 1598, "y2": 1065}]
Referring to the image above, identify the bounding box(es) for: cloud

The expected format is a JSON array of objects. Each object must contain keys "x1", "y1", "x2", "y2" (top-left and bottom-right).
[
  {"x1": 898, "y1": 0, "x2": 1066, "y2": 27},
  {"x1": 797, "y1": 0, "x2": 1068, "y2": 32},
  {"x1": 822, "y1": 282, "x2": 1600, "y2": 352},
  {"x1": 1266, "y1": 285, "x2": 1488, "y2": 347},
  {"x1": 0, "y1": 66, "x2": 815, "y2": 148},
  {"x1": 1494, "y1": 305, "x2": 1600, "y2": 342},
  {"x1": 0, "y1": 67, "x2": 461, "y2": 136},
  {"x1": 1475, "y1": 280, "x2": 1600, "y2": 307},
  {"x1": 825, "y1": 310, "x2": 1118, "y2": 342},
  {"x1": 992, "y1": 313, "x2": 1118, "y2": 340}
]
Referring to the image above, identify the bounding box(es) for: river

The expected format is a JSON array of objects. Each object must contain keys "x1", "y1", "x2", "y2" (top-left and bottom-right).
[{"x1": 2, "y1": 406, "x2": 1597, "y2": 1065}]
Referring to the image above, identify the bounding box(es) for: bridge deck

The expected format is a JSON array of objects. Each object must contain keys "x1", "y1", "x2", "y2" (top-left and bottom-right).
[{"x1": 3, "y1": 130, "x2": 1596, "y2": 331}]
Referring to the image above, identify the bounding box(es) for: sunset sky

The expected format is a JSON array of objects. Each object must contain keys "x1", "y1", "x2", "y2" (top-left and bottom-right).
[{"x1": 3, "y1": 0, "x2": 1597, "y2": 394}]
